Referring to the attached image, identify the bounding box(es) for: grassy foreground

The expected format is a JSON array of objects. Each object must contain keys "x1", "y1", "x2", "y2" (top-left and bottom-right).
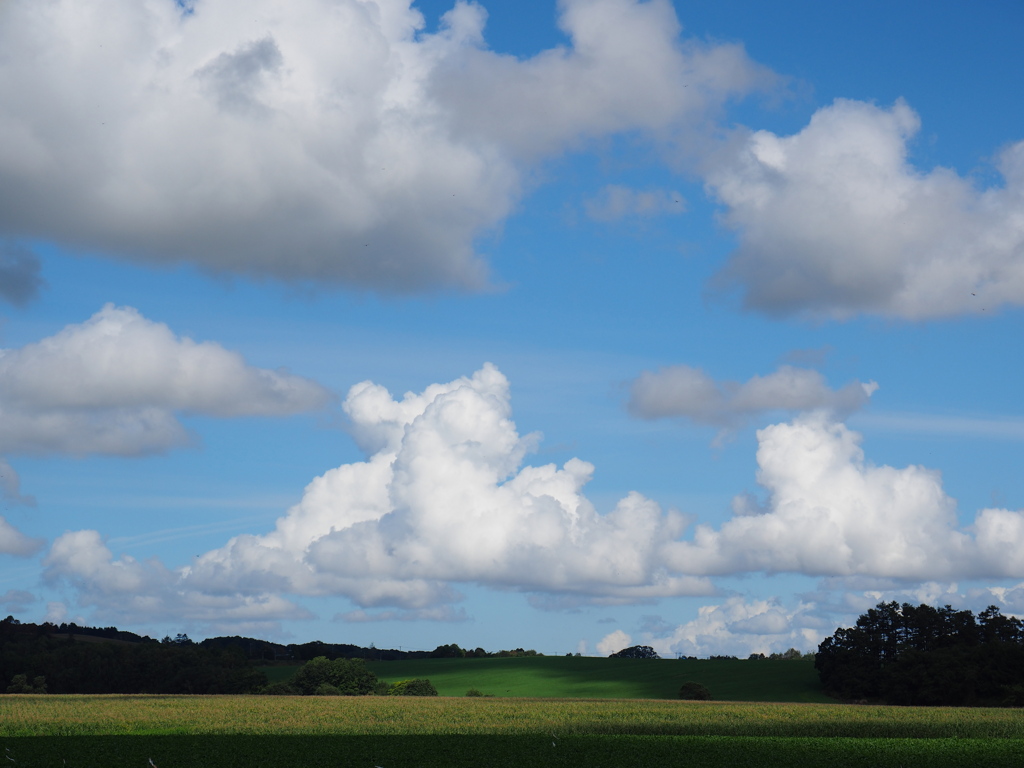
[
  {"x1": 264, "y1": 656, "x2": 831, "y2": 702},
  {"x1": 3, "y1": 695, "x2": 1024, "y2": 767}
]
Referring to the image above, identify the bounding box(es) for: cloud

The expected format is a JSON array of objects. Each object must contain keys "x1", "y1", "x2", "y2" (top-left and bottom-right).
[
  {"x1": 665, "y1": 413, "x2": 1024, "y2": 581},
  {"x1": 705, "y1": 98, "x2": 1024, "y2": 319},
  {"x1": 597, "y1": 629, "x2": 632, "y2": 656},
  {"x1": 42, "y1": 529, "x2": 313, "y2": 633},
  {"x1": 44, "y1": 364, "x2": 713, "y2": 627},
  {"x1": 337, "y1": 606, "x2": 469, "y2": 623},
  {"x1": 0, "y1": 515, "x2": 44, "y2": 557},
  {"x1": 0, "y1": 304, "x2": 331, "y2": 457},
  {"x1": 583, "y1": 185, "x2": 686, "y2": 222},
  {"x1": 0, "y1": 241, "x2": 45, "y2": 306},
  {"x1": 0, "y1": 589, "x2": 36, "y2": 613},
  {"x1": 627, "y1": 364, "x2": 876, "y2": 433},
  {"x1": 648, "y1": 598, "x2": 824, "y2": 657},
  {"x1": 0, "y1": 0, "x2": 772, "y2": 291},
  {"x1": 0, "y1": 458, "x2": 35, "y2": 506}
]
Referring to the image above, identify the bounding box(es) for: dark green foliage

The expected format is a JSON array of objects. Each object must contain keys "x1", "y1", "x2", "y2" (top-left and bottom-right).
[
  {"x1": 465, "y1": 688, "x2": 483, "y2": 696},
  {"x1": 678, "y1": 681, "x2": 712, "y2": 700},
  {"x1": 608, "y1": 645, "x2": 660, "y2": 659},
  {"x1": 0, "y1": 617, "x2": 266, "y2": 695},
  {"x1": 816, "y1": 602, "x2": 1024, "y2": 705},
  {"x1": 5, "y1": 674, "x2": 46, "y2": 693},
  {"x1": 389, "y1": 678, "x2": 438, "y2": 696},
  {"x1": 290, "y1": 656, "x2": 379, "y2": 696}
]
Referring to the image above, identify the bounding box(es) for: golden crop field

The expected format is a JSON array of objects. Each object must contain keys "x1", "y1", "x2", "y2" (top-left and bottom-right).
[{"x1": 3, "y1": 694, "x2": 1024, "y2": 739}]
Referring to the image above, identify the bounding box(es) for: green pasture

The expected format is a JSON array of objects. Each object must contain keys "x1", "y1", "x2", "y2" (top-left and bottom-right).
[
  {"x1": 3, "y1": 695, "x2": 1024, "y2": 767},
  {"x1": 265, "y1": 656, "x2": 830, "y2": 702}
]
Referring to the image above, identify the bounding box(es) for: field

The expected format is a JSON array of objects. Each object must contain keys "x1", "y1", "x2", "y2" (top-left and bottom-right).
[
  {"x1": 264, "y1": 656, "x2": 831, "y2": 702},
  {"x1": 3, "y1": 695, "x2": 1024, "y2": 767}
]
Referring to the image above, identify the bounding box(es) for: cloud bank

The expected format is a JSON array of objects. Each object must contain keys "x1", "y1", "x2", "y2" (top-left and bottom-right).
[
  {"x1": 0, "y1": 0, "x2": 769, "y2": 290},
  {"x1": 40, "y1": 365, "x2": 1024, "y2": 633},
  {"x1": 707, "y1": 99, "x2": 1024, "y2": 319},
  {"x1": 39, "y1": 365, "x2": 1024, "y2": 631}
]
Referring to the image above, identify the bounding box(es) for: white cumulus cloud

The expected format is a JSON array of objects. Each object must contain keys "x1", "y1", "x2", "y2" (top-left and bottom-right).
[
  {"x1": 0, "y1": 515, "x2": 43, "y2": 557},
  {"x1": 666, "y1": 413, "x2": 1024, "y2": 581},
  {"x1": 44, "y1": 364, "x2": 713, "y2": 628},
  {"x1": 0, "y1": 304, "x2": 331, "y2": 458},
  {"x1": 706, "y1": 98, "x2": 1024, "y2": 319},
  {"x1": 597, "y1": 629, "x2": 632, "y2": 656},
  {"x1": 0, "y1": 0, "x2": 771, "y2": 291},
  {"x1": 649, "y1": 598, "x2": 824, "y2": 658}
]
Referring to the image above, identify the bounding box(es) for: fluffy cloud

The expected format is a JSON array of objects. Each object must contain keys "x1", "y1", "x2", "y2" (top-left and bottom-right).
[
  {"x1": 584, "y1": 185, "x2": 686, "y2": 222},
  {"x1": 647, "y1": 598, "x2": 825, "y2": 657},
  {"x1": 42, "y1": 529, "x2": 313, "y2": 633},
  {"x1": 45, "y1": 364, "x2": 713, "y2": 626},
  {"x1": 706, "y1": 99, "x2": 1024, "y2": 319},
  {"x1": 0, "y1": 515, "x2": 43, "y2": 557},
  {"x1": 666, "y1": 413, "x2": 1024, "y2": 580},
  {"x1": 0, "y1": 0, "x2": 770, "y2": 290},
  {"x1": 0, "y1": 304, "x2": 331, "y2": 457},
  {"x1": 45, "y1": 365, "x2": 1024, "y2": 630},
  {"x1": 628, "y1": 364, "x2": 876, "y2": 432},
  {"x1": 596, "y1": 629, "x2": 632, "y2": 656}
]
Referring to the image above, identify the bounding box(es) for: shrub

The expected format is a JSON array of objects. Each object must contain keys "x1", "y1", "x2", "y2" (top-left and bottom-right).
[
  {"x1": 678, "y1": 681, "x2": 712, "y2": 700},
  {"x1": 291, "y1": 656, "x2": 379, "y2": 696},
  {"x1": 465, "y1": 688, "x2": 483, "y2": 697},
  {"x1": 314, "y1": 683, "x2": 341, "y2": 696},
  {"x1": 389, "y1": 679, "x2": 438, "y2": 696},
  {"x1": 6, "y1": 674, "x2": 47, "y2": 694}
]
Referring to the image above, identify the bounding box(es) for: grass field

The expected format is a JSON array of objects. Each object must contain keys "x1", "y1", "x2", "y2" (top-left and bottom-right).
[
  {"x1": 264, "y1": 656, "x2": 831, "y2": 702},
  {"x1": 3, "y1": 695, "x2": 1024, "y2": 767}
]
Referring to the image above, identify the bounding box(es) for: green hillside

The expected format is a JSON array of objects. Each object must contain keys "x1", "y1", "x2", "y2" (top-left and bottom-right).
[{"x1": 264, "y1": 656, "x2": 830, "y2": 702}]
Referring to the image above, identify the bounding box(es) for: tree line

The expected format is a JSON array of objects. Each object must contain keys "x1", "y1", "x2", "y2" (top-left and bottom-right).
[
  {"x1": 0, "y1": 616, "x2": 534, "y2": 695},
  {"x1": 816, "y1": 602, "x2": 1024, "y2": 706}
]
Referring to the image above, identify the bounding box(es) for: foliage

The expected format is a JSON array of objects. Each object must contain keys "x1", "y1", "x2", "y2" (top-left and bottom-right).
[
  {"x1": 290, "y1": 657, "x2": 378, "y2": 696},
  {"x1": 0, "y1": 617, "x2": 266, "y2": 695},
  {"x1": 678, "y1": 681, "x2": 712, "y2": 700},
  {"x1": 5, "y1": 674, "x2": 46, "y2": 694},
  {"x1": 608, "y1": 645, "x2": 660, "y2": 659},
  {"x1": 388, "y1": 678, "x2": 438, "y2": 696},
  {"x1": 816, "y1": 602, "x2": 1024, "y2": 705}
]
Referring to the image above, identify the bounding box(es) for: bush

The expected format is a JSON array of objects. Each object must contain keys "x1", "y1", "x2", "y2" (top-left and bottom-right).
[
  {"x1": 678, "y1": 681, "x2": 712, "y2": 700},
  {"x1": 314, "y1": 683, "x2": 341, "y2": 696},
  {"x1": 388, "y1": 679, "x2": 438, "y2": 696},
  {"x1": 6, "y1": 674, "x2": 47, "y2": 694},
  {"x1": 465, "y1": 688, "x2": 483, "y2": 697},
  {"x1": 291, "y1": 656, "x2": 379, "y2": 696}
]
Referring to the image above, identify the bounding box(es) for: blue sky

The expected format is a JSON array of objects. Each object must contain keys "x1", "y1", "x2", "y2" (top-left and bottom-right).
[{"x1": 1, "y1": 0, "x2": 1023, "y2": 657}]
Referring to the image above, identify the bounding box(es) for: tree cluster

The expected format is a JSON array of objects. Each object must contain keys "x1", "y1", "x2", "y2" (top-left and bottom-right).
[
  {"x1": 608, "y1": 645, "x2": 660, "y2": 659},
  {"x1": 1, "y1": 616, "x2": 265, "y2": 694},
  {"x1": 816, "y1": 602, "x2": 1024, "y2": 706},
  {"x1": 261, "y1": 656, "x2": 437, "y2": 696}
]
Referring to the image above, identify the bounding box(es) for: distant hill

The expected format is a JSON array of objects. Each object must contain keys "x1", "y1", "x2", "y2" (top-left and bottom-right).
[{"x1": 260, "y1": 655, "x2": 829, "y2": 702}]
